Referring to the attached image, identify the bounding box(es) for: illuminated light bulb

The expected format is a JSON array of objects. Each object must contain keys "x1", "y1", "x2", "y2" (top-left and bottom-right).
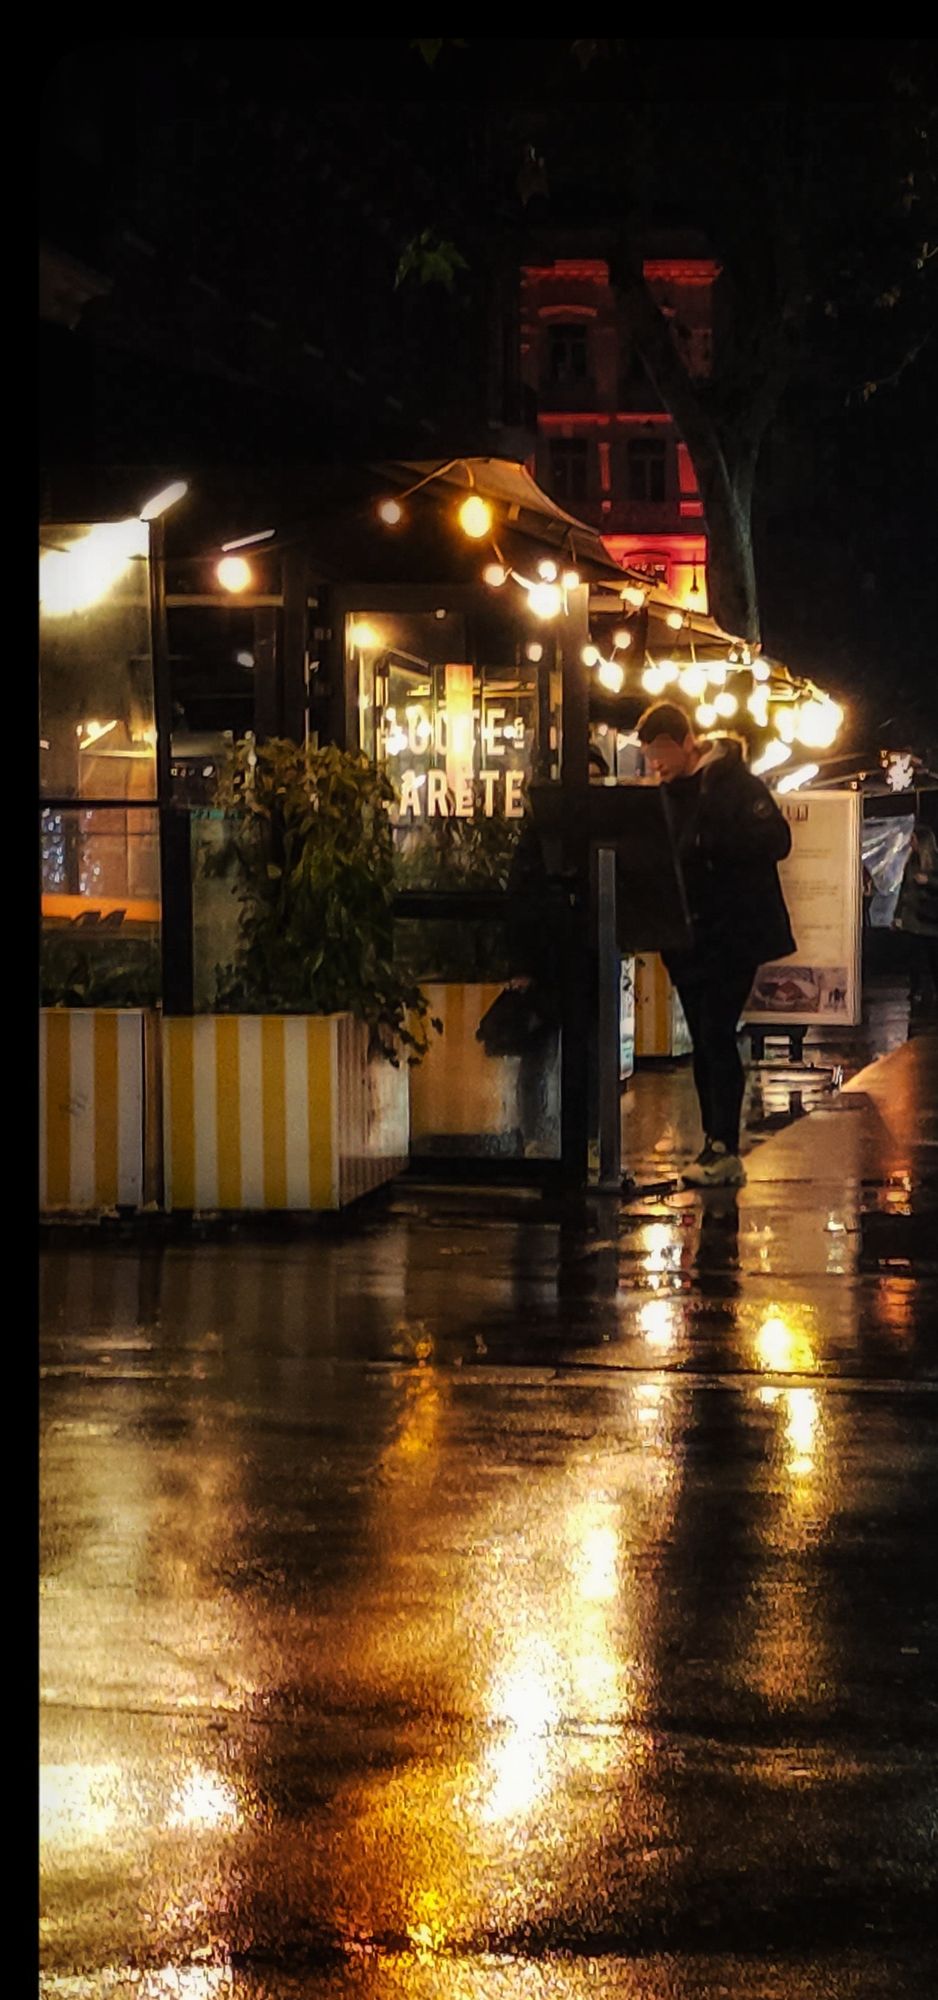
[
  {"x1": 582, "y1": 645, "x2": 600, "y2": 667},
  {"x1": 714, "y1": 691, "x2": 738, "y2": 718},
  {"x1": 483, "y1": 562, "x2": 507, "y2": 588},
  {"x1": 378, "y1": 497, "x2": 403, "y2": 526},
  {"x1": 658, "y1": 659, "x2": 680, "y2": 684},
  {"x1": 458, "y1": 494, "x2": 493, "y2": 539},
  {"x1": 642, "y1": 665, "x2": 666, "y2": 695},
  {"x1": 752, "y1": 739, "x2": 792, "y2": 776},
  {"x1": 525, "y1": 641, "x2": 544, "y2": 662},
  {"x1": 776, "y1": 762, "x2": 819, "y2": 794},
  {"x1": 537, "y1": 558, "x2": 559, "y2": 582},
  {"x1": 527, "y1": 582, "x2": 563, "y2": 620},
  {"x1": 216, "y1": 555, "x2": 252, "y2": 593},
  {"x1": 706, "y1": 660, "x2": 729, "y2": 686},
  {"x1": 678, "y1": 664, "x2": 707, "y2": 698},
  {"x1": 140, "y1": 480, "x2": 188, "y2": 521},
  {"x1": 349, "y1": 620, "x2": 381, "y2": 651},
  {"x1": 748, "y1": 688, "x2": 770, "y2": 727},
  {"x1": 598, "y1": 660, "x2": 624, "y2": 693},
  {"x1": 620, "y1": 584, "x2": 646, "y2": 609},
  {"x1": 796, "y1": 697, "x2": 843, "y2": 749},
  {"x1": 752, "y1": 656, "x2": 771, "y2": 682},
  {"x1": 774, "y1": 706, "x2": 798, "y2": 744},
  {"x1": 561, "y1": 568, "x2": 580, "y2": 589},
  {"x1": 696, "y1": 702, "x2": 718, "y2": 728},
  {"x1": 613, "y1": 629, "x2": 633, "y2": 651},
  {"x1": 666, "y1": 610, "x2": 684, "y2": 631}
]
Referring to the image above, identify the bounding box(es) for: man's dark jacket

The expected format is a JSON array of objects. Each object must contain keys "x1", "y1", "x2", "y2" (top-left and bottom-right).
[{"x1": 663, "y1": 742, "x2": 796, "y2": 982}]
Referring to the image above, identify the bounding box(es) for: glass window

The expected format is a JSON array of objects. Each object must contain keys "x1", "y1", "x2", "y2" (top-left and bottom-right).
[
  {"x1": 547, "y1": 438, "x2": 589, "y2": 506},
  {"x1": 626, "y1": 437, "x2": 668, "y2": 504},
  {"x1": 40, "y1": 807, "x2": 161, "y2": 1006},
  {"x1": 548, "y1": 322, "x2": 589, "y2": 384},
  {"x1": 39, "y1": 523, "x2": 156, "y2": 802},
  {"x1": 348, "y1": 610, "x2": 560, "y2": 890}
]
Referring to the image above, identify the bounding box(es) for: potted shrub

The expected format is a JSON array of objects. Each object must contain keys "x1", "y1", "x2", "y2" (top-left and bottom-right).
[{"x1": 163, "y1": 739, "x2": 438, "y2": 1212}]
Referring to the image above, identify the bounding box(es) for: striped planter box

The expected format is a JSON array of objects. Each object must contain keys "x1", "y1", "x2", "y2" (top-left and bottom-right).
[
  {"x1": 162, "y1": 1014, "x2": 409, "y2": 1212},
  {"x1": 40, "y1": 1009, "x2": 148, "y2": 1213}
]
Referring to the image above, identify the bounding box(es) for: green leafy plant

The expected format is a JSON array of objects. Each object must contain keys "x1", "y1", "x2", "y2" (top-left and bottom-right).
[{"x1": 208, "y1": 739, "x2": 439, "y2": 1063}]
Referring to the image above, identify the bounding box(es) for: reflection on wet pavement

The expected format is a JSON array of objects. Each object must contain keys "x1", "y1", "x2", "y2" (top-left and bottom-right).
[{"x1": 40, "y1": 1031, "x2": 938, "y2": 1997}]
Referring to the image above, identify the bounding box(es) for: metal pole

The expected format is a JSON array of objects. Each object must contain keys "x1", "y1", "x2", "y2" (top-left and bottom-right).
[
  {"x1": 596, "y1": 845, "x2": 621, "y2": 1189},
  {"x1": 150, "y1": 518, "x2": 194, "y2": 1016},
  {"x1": 559, "y1": 585, "x2": 591, "y2": 1190}
]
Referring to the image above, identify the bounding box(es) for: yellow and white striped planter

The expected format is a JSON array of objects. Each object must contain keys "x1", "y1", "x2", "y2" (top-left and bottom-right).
[
  {"x1": 162, "y1": 1014, "x2": 409, "y2": 1211},
  {"x1": 40, "y1": 1009, "x2": 147, "y2": 1212}
]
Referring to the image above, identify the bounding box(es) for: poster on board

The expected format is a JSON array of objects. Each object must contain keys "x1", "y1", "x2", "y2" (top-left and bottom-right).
[{"x1": 745, "y1": 789, "x2": 862, "y2": 1027}]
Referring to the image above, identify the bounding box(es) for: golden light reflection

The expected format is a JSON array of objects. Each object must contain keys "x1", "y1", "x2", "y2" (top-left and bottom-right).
[
  {"x1": 566, "y1": 1502, "x2": 618, "y2": 1603},
  {"x1": 754, "y1": 1306, "x2": 818, "y2": 1374},
  {"x1": 40, "y1": 1762, "x2": 122, "y2": 1848},
  {"x1": 167, "y1": 1764, "x2": 241, "y2": 1833},
  {"x1": 480, "y1": 1645, "x2": 562, "y2": 1825},
  {"x1": 638, "y1": 1297, "x2": 679, "y2": 1349},
  {"x1": 40, "y1": 1759, "x2": 243, "y2": 1850},
  {"x1": 380, "y1": 1372, "x2": 441, "y2": 1473}
]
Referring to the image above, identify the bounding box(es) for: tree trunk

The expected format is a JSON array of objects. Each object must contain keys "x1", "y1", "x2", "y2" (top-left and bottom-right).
[{"x1": 692, "y1": 440, "x2": 761, "y2": 644}]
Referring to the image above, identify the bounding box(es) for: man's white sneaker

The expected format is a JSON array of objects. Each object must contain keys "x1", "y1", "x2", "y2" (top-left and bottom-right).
[{"x1": 682, "y1": 1142, "x2": 746, "y2": 1188}]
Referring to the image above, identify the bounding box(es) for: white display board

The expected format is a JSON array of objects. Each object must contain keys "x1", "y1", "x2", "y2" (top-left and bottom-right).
[{"x1": 746, "y1": 790, "x2": 862, "y2": 1027}]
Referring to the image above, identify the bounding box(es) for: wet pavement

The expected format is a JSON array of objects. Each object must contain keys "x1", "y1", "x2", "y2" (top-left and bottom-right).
[{"x1": 39, "y1": 1028, "x2": 938, "y2": 1997}]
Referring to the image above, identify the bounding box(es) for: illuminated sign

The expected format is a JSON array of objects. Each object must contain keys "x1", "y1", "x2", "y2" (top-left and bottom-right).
[{"x1": 381, "y1": 666, "x2": 533, "y2": 818}]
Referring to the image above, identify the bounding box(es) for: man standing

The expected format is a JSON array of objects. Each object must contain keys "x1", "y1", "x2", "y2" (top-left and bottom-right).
[{"x1": 637, "y1": 701, "x2": 796, "y2": 1187}]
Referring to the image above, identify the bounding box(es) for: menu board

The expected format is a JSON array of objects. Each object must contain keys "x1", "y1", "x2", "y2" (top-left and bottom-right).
[{"x1": 745, "y1": 790, "x2": 861, "y2": 1026}]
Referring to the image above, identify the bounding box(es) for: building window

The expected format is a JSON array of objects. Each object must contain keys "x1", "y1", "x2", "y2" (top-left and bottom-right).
[
  {"x1": 548, "y1": 438, "x2": 589, "y2": 505},
  {"x1": 547, "y1": 323, "x2": 589, "y2": 385},
  {"x1": 627, "y1": 437, "x2": 667, "y2": 504}
]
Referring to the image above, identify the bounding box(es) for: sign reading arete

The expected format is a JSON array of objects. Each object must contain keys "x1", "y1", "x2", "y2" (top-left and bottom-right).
[{"x1": 745, "y1": 789, "x2": 862, "y2": 1027}]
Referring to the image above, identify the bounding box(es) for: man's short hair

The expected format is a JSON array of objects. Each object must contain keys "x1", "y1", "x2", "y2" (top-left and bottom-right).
[{"x1": 636, "y1": 701, "x2": 694, "y2": 746}]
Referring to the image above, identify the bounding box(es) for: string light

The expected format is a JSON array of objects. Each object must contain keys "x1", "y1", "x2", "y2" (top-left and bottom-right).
[
  {"x1": 458, "y1": 494, "x2": 493, "y2": 539},
  {"x1": 796, "y1": 697, "x2": 843, "y2": 749},
  {"x1": 483, "y1": 563, "x2": 507, "y2": 588},
  {"x1": 696, "y1": 702, "x2": 718, "y2": 728},
  {"x1": 525, "y1": 641, "x2": 544, "y2": 662},
  {"x1": 582, "y1": 645, "x2": 600, "y2": 667},
  {"x1": 678, "y1": 664, "x2": 708, "y2": 699},
  {"x1": 216, "y1": 555, "x2": 252, "y2": 593},
  {"x1": 776, "y1": 762, "x2": 819, "y2": 794},
  {"x1": 527, "y1": 582, "x2": 563, "y2": 620},
  {"x1": 620, "y1": 584, "x2": 646, "y2": 609},
  {"x1": 752, "y1": 657, "x2": 771, "y2": 682},
  {"x1": 706, "y1": 660, "x2": 729, "y2": 686},
  {"x1": 561, "y1": 568, "x2": 581, "y2": 590},
  {"x1": 378, "y1": 498, "x2": 403, "y2": 526},
  {"x1": 748, "y1": 687, "x2": 770, "y2": 727},
  {"x1": 598, "y1": 660, "x2": 624, "y2": 693},
  {"x1": 613, "y1": 629, "x2": 633, "y2": 650},
  {"x1": 537, "y1": 558, "x2": 559, "y2": 582},
  {"x1": 665, "y1": 610, "x2": 684, "y2": 631},
  {"x1": 714, "y1": 691, "x2": 738, "y2": 718},
  {"x1": 657, "y1": 659, "x2": 680, "y2": 684},
  {"x1": 642, "y1": 664, "x2": 667, "y2": 695},
  {"x1": 752, "y1": 739, "x2": 792, "y2": 776},
  {"x1": 775, "y1": 706, "x2": 798, "y2": 744}
]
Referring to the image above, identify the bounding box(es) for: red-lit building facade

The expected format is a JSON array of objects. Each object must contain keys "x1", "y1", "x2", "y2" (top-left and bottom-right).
[{"x1": 520, "y1": 242, "x2": 716, "y2": 610}]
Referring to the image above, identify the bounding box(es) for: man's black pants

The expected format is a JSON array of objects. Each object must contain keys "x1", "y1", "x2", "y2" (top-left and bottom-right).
[{"x1": 673, "y1": 962, "x2": 758, "y2": 1155}]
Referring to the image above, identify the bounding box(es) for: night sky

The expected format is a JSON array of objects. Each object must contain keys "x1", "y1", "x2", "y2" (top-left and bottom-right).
[{"x1": 40, "y1": 38, "x2": 938, "y2": 754}]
